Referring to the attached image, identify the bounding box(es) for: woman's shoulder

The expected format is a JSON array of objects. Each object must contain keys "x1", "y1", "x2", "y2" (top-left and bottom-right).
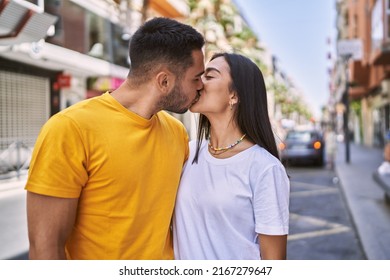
[
  {"x1": 188, "y1": 139, "x2": 208, "y2": 160},
  {"x1": 252, "y1": 145, "x2": 281, "y2": 162},
  {"x1": 250, "y1": 145, "x2": 286, "y2": 171}
]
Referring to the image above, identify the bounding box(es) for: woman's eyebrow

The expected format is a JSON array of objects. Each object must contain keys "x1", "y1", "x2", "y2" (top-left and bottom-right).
[{"x1": 205, "y1": 67, "x2": 221, "y2": 74}]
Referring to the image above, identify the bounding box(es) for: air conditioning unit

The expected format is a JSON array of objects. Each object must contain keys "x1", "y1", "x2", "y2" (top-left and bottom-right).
[{"x1": 0, "y1": 0, "x2": 57, "y2": 46}]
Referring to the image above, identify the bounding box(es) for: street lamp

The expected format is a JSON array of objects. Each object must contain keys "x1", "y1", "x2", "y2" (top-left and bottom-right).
[
  {"x1": 341, "y1": 54, "x2": 352, "y2": 163},
  {"x1": 337, "y1": 39, "x2": 362, "y2": 164}
]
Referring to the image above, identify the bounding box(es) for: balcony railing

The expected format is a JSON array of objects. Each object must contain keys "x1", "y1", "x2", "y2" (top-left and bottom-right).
[{"x1": 0, "y1": 140, "x2": 32, "y2": 180}]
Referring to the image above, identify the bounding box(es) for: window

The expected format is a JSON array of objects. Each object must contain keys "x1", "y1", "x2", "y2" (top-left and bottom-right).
[
  {"x1": 44, "y1": 1, "x2": 129, "y2": 67},
  {"x1": 371, "y1": 0, "x2": 384, "y2": 51},
  {"x1": 387, "y1": 0, "x2": 390, "y2": 39},
  {"x1": 87, "y1": 12, "x2": 111, "y2": 61},
  {"x1": 110, "y1": 23, "x2": 130, "y2": 67},
  {"x1": 353, "y1": 15, "x2": 358, "y2": 38}
]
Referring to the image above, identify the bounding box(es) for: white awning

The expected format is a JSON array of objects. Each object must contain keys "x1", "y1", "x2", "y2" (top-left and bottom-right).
[
  {"x1": 1, "y1": 41, "x2": 129, "y2": 79},
  {"x1": 0, "y1": 0, "x2": 57, "y2": 46}
]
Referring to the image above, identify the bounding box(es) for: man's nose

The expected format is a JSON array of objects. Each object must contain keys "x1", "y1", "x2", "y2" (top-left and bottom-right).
[
  {"x1": 198, "y1": 78, "x2": 204, "y2": 90},
  {"x1": 197, "y1": 84, "x2": 204, "y2": 94}
]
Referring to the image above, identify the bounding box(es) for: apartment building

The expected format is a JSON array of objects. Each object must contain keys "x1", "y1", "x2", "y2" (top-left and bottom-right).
[{"x1": 333, "y1": 0, "x2": 390, "y2": 147}]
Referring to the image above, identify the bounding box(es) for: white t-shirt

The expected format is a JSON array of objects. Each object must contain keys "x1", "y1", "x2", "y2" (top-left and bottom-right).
[{"x1": 173, "y1": 140, "x2": 290, "y2": 260}]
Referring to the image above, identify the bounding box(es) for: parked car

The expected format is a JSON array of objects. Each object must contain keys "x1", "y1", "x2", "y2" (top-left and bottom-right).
[{"x1": 279, "y1": 129, "x2": 324, "y2": 166}]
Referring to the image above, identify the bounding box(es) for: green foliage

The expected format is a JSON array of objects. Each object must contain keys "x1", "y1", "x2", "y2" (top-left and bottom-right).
[
  {"x1": 186, "y1": 0, "x2": 311, "y2": 122},
  {"x1": 351, "y1": 100, "x2": 364, "y2": 140},
  {"x1": 350, "y1": 100, "x2": 361, "y2": 114},
  {"x1": 188, "y1": 0, "x2": 198, "y2": 11},
  {"x1": 234, "y1": 27, "x2": 256, "y2": 41}
]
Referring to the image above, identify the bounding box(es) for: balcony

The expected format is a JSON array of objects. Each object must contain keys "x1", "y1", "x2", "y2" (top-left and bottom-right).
[
  {"x1": 350, "y1": 60, "x2": 369, "y2": 87},
  {"x1": 349, "y1": 86, "x2": 367, "y2": 100},
  {"x1": 371, "y1": 41, "x2": 390, "y2": 66},
  {"x1": 348, "y1": 60, "x2": 369, "y2": 99},
  {"x1": 149, "y1": 0, "x2": 189, "y2": 18}
]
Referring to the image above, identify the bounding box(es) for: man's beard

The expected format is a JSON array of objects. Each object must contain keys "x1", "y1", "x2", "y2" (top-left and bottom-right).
[{"x1": 158, "y1": 82, "x2": 189, "y2": 114}]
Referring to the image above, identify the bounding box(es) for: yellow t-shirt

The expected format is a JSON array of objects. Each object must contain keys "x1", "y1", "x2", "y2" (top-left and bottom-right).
[{"x1": 25, "y1": 92, "x2": 189, "y2": 259}]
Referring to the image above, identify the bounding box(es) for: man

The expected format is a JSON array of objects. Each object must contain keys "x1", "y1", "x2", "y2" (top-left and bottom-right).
[{"x1": 25, "y1": 17, "x2": 205, "y2": 260}]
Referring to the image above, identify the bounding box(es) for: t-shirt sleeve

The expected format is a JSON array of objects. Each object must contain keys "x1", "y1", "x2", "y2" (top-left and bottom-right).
[
  {"x1": 253, "y1": 163, "x2": 290, "y2": 235},
  {"x1": 183, "y1": 127, "x2": 190, "y2": 164},
  {"x1": 25, "y1": 114, "x2": 89, "y2": 198}
]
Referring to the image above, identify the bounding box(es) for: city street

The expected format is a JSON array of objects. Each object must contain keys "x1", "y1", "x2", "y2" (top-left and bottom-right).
[
  {"x1": 286, "y1": 164, "x2": 365, "y2": 259},
  {"x1": 1, "y1": 1, "x2": 390, "y2": 275},
  {"x1": 0, "y1": 162, "x2": 367, "y2": 260}
]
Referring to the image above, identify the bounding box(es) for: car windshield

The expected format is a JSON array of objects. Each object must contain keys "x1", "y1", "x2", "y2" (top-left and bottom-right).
[{"x1": 286, "y1": 131, "x2": 315, "y2": 142}]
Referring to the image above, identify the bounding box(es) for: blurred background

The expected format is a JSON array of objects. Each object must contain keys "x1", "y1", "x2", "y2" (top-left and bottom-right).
[{"x1": 0, "y1": 0, "x2": 389, "y2": 260}]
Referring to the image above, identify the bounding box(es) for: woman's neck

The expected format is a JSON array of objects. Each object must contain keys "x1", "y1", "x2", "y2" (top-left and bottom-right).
[
  {"x1": 208, "y1": 118, "x2": 243, "y2": 148},
  {"x1": 205, "y1": 113, "x2": 253, "y2": 158}
]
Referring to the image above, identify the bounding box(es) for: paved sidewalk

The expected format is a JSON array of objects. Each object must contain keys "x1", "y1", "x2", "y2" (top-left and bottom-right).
[
  {"x1": 335, "y1": 142, "x2": 390, "y2": 260},
  {"x1": 0, "y1": 174, "x2": 27, "y2": 198}
]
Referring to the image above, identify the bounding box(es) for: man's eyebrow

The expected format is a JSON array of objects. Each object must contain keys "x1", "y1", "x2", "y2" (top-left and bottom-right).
[{"x1": 205, "y1": 67, "x2": 221, "y2": 74}]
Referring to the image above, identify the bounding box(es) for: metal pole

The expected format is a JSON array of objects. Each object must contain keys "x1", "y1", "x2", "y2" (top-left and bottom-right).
[
  {"x1": 16, "y1": 141, "x2": 21, "y2": 179},
  {"x1": 343, "y1": 84, "x2": 350, "y2": 163},
  {"x1": 343, "y1": 55, "x2": 351, "y2": 163}
]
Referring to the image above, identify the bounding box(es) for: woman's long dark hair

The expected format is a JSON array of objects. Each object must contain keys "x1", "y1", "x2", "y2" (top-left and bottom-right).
[{"x1": 193, "y1": 52, "x2": 279, "y2": 163}]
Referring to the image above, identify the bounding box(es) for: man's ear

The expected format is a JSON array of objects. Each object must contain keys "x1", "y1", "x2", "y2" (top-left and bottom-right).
[{"x1": 156, "y1": 70, "x2": 174, "y2": 94}]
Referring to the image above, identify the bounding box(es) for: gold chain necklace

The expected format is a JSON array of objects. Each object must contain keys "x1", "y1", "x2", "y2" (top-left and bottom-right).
[{"x1": 208, "y1": 134, "x2": 246, "y2": 155}]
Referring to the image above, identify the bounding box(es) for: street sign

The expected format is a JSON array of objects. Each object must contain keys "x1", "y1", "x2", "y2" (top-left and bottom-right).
[{"x1": 337, "y1": 39, "x2": 363, "y2": 60}]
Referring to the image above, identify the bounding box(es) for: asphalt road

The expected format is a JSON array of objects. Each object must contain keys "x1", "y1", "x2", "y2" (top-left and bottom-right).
[{"x1": 286, "y1": 163, "x2": 365, "y2": 260}]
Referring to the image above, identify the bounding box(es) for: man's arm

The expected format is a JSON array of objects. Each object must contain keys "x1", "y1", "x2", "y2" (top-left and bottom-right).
[
  {"x1": 259, "y1": 234, "x2": 287, "y2": 260},
  {"x1": 27, "y1": 191, "x2": 79, "y2": 259}
]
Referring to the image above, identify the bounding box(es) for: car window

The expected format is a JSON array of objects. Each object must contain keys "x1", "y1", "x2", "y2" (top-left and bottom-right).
[{"x1": 286, "y1": 131, "x2": 311, "y2": 141}]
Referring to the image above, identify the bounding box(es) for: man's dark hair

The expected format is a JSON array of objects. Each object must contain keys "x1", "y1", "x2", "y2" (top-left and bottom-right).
[{"x1": 128, "y1": 17, "x2": 204, "y2": 84}]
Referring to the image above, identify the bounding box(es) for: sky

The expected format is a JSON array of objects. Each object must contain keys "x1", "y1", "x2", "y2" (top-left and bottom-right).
[{"x1": 233, "y1": 0, "x2": 337, "y2": 119}]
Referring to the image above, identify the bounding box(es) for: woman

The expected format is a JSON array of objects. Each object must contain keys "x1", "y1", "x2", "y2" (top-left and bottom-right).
[{"x1": 173, "y1": 53, "x2": 290, "y2": 260}]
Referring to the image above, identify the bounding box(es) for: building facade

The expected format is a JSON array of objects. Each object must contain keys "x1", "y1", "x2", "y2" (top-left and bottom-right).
[
  {"x1": 0, "y1": 0, "x2": 311, "y2": 181},
  {"x1": 333, "y1": 0, "x2": 390, "y2": 147},
  {"x1": 0, "y1": 0, "x2": 187, "y2": 180}
]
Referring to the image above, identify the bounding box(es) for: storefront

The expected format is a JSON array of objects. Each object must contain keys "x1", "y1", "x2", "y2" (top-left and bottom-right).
[{"x1": 0, "y1": 57, "x2": 60, "y2": 178}]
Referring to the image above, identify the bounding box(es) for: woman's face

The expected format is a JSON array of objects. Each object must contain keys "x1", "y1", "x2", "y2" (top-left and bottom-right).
[{"x1": 189, "y1": 56, "x2": 235, "y2": 115}]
